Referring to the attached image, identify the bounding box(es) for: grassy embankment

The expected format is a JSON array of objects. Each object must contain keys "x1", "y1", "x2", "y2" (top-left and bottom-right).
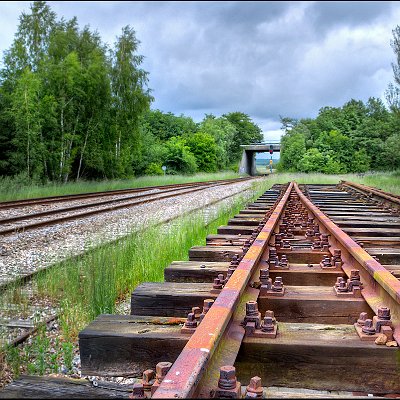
[{"x1": 0, "y1": 172, "x2": 240, "y2": 202}]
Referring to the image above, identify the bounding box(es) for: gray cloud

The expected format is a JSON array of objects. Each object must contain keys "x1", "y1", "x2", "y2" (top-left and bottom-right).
[{"x1": 1, "y1": 1, "x2": 399, "y2": 140}]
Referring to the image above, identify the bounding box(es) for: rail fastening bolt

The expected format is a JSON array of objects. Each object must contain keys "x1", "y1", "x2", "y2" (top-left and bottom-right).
[
  {"x1": 362, "y1": 319, "x2": 376, "y2": 335},
  {"x1": 377, "y1": 306, "x2": 391, "y2": 320},
  {"x1": 218, "y1": 365, "x2": 237, "y2": 390},
  {"x1": 130, "y1": 382, "x2": 145, "y2": 399},
  {"x1": 357, "y1": 312, "x2": 368, "y2": 326},
  {"x1": 142, "y1": 369, "x2": 155, "y2": 391},
  {"x1": 246, "y1": 301, "x2": 259, "y2": 316},
  {"x1": 156, "y1": 362, "x2": 172, "y2": 383},
  {"x1": 245, "y1": 376, "x2": 263, "y2": 398}
]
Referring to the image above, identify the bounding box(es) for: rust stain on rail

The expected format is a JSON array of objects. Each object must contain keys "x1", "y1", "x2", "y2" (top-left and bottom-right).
[{"x1": 153, "y1": 183, "x2": 293, "y2": 398}]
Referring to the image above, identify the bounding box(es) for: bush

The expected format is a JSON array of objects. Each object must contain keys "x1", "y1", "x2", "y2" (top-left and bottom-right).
[
  {"x1": 162, "y1": 137, "x2": 197, "y2": 174},
  {"x1": 144, "y1": 163, "x2": 164, "y2": 175}
]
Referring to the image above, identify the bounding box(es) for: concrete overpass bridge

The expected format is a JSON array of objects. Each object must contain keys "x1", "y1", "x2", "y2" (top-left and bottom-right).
[{"x1": 239, "y1": 142, "x2": 281, "y2": 175}]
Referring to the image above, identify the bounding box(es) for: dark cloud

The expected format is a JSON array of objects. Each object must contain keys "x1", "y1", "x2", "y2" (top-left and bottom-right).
[
  {"x1": 308, "y1": 1, "x2": 395, "y2": 32},
  {"x1": 1, "y1": 1, "x2": 399, "y2": 139}
]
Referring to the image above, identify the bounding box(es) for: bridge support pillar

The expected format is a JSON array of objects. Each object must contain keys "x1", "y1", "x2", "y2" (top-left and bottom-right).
[{"x1": 239, "y1": 150, "x2": 257, "y2": 176}]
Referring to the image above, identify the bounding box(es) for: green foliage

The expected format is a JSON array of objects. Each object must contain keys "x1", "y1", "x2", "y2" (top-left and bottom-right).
[
  {"x1": 223, "y1": 112, "x2": 263, "y2": 163},
  {"x1": 162, "y1": 137, "x2": 197, "y2": 174},
  {"x1": 279, "y1": 95, "x2": 397, "y2": 173},
  {"x1": 351, "y1": 149, "x2": 371, "y2": 173},
  {"x1": 145, "y1": 162, "x2": 164, "y2": 175},
  {"x1": 186, "y1": 132, "x2": 218, "y2": 172},
  {"x1": 280, "y1": 131, "x2": 306, "y2": 171},
  {"x1": 297, "y1": 148, "x2": 325, "y2": 173},
  {"x1": 198, "y1": 115, "x2": 236, "y2": 169}
]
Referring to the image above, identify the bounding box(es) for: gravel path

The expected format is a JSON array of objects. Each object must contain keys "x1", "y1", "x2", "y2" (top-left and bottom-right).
[{"x1": 0, "y1": 179, "x2": 260, "y2": 287}]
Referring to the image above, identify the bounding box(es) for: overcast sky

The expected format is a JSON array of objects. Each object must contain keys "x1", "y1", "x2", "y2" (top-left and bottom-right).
[{"x1": 1, "y1": 1, "x2": 399, "y2": 140}]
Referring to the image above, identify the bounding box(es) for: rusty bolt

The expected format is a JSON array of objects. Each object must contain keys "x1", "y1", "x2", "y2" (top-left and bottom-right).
[
  {"x1": 335, "y1": 277, "x2": 344, "y2": 287},
  {"x1": 265, "y1": 310, "x2": 275, "y2": 320},
  {"x1": 130, "y1": 382, "x2": 145, "y2": 399},
  {"x1": 362, "y1": 319, "x2": 376, "y2": 335},
  {"x1": 142, "y1": 369, "x2": 155, "y2": 392},
  {"x1": 213, "y1": 277, "x2": 223, "y2": 290},
  {"x1": 261, "y1": 316, "x2": 274, "y2": 332},
  {"x1": 203, "y1": 299, "x2": 214, "y2": 314},
  {"x1": 218, "y1": 366, "x2": 237, "y2": 390},
  {"x1": 259, "y1": 269, "x2": 269, "y2": 284},
  {"x1": 377, "y1": 307, "x2": 391, "y2": 320},
  {"x1": 337, "y1": 280, "x2": 348, "y2": 292},
  {"x1": 155, "y1": 362, "x2": 172, "y2": 383},
  {"x1": 226, "y1": 266, "x2": 236, "y2": 279},
  {"x1": 184, "y1": 312, "x2": 197, "y2": 329},
  {"x1": 192, "y1": 306, "x2": 201, "y2": 319},
  {"x1": 357, "y1": 312, "x2": 368, "y2": 326},
  {"x1": 272, "y1": 277, "x2": 283, "y2": 292},
  {"x1": 245, "y1": 376, "x2": 263, "y2": 398},
  {"x1": 246, "y1": 301, "x2": 259, "y2": 316},
  {"x1": 350, "y1": 270, "x2": 360, "y2": 280}
]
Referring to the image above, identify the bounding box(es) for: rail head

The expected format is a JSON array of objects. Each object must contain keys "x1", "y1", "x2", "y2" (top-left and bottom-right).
[
  {"x1": 340, "y1": 180, "x2": 400, "y2": 206},
  {"x1": 153, "y1": 182, "x2": 294, "y2": 398}
]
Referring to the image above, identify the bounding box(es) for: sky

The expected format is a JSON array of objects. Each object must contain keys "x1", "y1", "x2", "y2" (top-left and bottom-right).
[{"x1": 0, "y1": 1, "x2": 399, "y2": 142}]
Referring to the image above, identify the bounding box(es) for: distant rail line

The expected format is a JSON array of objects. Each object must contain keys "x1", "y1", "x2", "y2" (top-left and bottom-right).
[{"x1": 0, "y1": 177, "x2": 254, "y2": 236}]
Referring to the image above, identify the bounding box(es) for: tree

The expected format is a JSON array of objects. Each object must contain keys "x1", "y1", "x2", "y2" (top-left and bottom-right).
[
  {"x1": 109, "y1": 25, "x2": 153, "y2": 177},
  {"x1": 162, "y1": 137, "x2": 197, "y2": 174},
  {"x1": 296, "y1": 148, "x2": 325, "y2": 173},
  {"x1": 198, "y1": 115, "x2": 236, "y2": 169},
  {"x1": 222, "y1": 112, "x2": 263, "y2": 163},
  {"x1": 186, "y1": 132, "x2": 218, "y2": 172},
  {"x1": 279, "y1": 131, "x2": 306, "y2": 171},
  {"x1": 10, "y1": 67, "x2": 43, "y2": 179}
]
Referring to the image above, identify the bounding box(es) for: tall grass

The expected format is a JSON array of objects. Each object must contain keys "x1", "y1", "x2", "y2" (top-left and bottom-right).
[
  {"x1": 0, "y1": 172, "x2": 240, "y2": 202},
  {"x1": 26, "y1": 180, "x2": 269, "y2": 340}
]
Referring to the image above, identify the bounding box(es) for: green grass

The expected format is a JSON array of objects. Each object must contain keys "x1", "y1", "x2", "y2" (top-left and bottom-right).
[
  {"x1": 0, "y1": 178, "x2": 271, "y2": 380},
  {"x1": 0, "y1": 172, "x2": 240, "y2": 202}
]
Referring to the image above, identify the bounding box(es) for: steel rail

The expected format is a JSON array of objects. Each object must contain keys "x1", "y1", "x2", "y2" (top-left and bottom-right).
[
  {"x1": 0, "y1": 184, "x2": 215, "y2": 225},
  {"x1": 153, "y1": 182, "x2": 293, "y2": 398},
  {"x1": 0, "y1": 177, "x2": 253, "y2": 210},
  {"x1": 340, "y1": 180, "x2": 400, "y2": 206},
  {"x1": 294, "y1": 182, "x2": 400, "y2": 343},
  {"x1": 0, "y1": 180, "x2": 248, "y2": 236}
]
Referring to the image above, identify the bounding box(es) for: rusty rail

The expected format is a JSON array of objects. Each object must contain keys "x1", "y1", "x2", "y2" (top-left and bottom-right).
[
  {"x1": 340, "y1": 180, "x2": 400, "y2": 207},
  {"x1": 153, "y1": 183, "x2": 293, "y2": 398},
  {"x1": 0, "y1": 177, "x2": 254, "y2": 210},
  {"x1": 294, "y1": 182, "x2": 400, "y2": 342}
]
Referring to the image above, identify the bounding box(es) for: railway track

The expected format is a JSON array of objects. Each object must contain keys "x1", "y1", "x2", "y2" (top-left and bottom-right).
[
  {"x1": 0, "y1": 177, "x2": 253, "y2": 236},
  {"x1": 2, "y1": 180, "x2": 400, "y2": 398}
]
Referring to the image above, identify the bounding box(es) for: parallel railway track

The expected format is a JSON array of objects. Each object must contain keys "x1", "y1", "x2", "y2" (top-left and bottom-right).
[
  {"x1": 0, "y1": 177, "x2": 253, "y2": 236},
  {"x1": 2, "y1": 180, "x2": 400, "y2": 398}
]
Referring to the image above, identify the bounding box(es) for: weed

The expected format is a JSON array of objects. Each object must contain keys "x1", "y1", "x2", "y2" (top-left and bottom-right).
[{"x1": 61, "y1": 342, "x2": 74, "y2": 372}]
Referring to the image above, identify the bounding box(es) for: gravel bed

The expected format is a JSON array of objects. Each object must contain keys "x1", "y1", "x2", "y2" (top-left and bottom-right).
[
  {"x1": 0, "y1": 182, "x2": 243, "y2": 234},
  {"x1": 0, "y1": 179, "x2": 260, "y2": 287}
]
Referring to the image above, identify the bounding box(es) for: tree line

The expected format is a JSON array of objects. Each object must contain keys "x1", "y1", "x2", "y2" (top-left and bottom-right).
[
  {"x1": 279, "y1": 26, "x2": 400, "y2": 174},
  {"x1": 0, "y1": 2, "x2": 263, "y2": 183}
]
